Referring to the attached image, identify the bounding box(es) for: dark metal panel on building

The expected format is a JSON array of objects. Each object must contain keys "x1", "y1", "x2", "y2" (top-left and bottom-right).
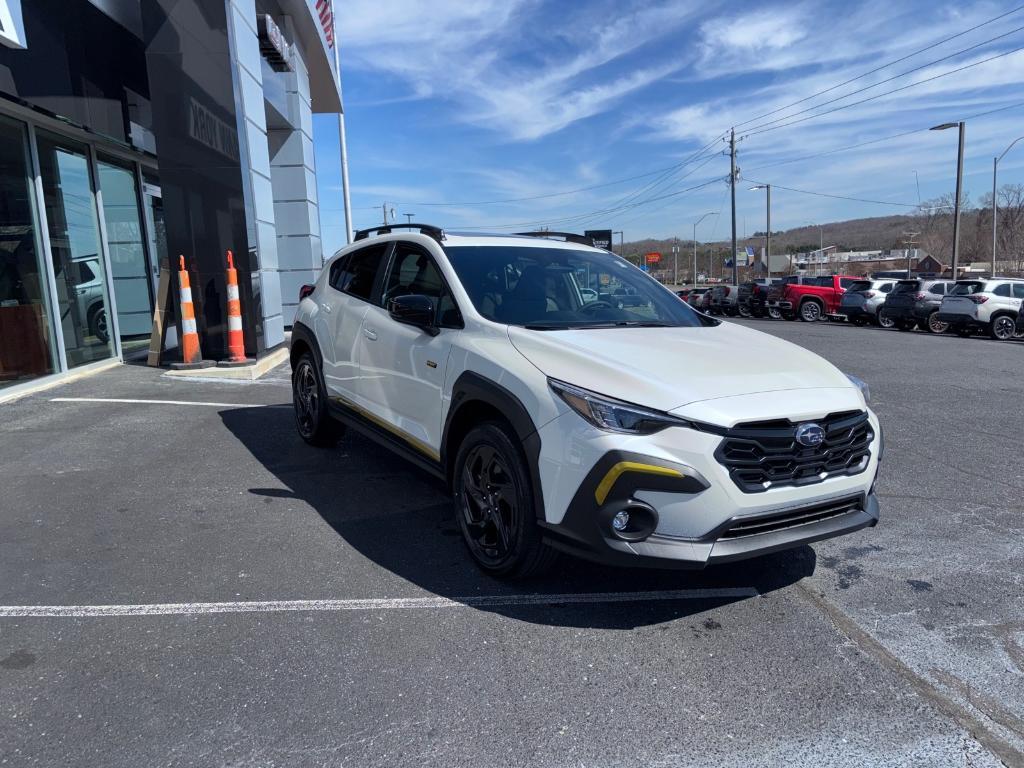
[{"x1": 140, "y1": 0, "x2": 261, "y2": 359}]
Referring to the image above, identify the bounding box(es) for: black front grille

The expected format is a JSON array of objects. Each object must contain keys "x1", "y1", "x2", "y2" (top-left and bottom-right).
[
  {"x1": 719, "y1": 496, "x2": 862, "y2": 539},
  {"x1": 714, "y1": 410, "x2": 873, "y2": 493}
]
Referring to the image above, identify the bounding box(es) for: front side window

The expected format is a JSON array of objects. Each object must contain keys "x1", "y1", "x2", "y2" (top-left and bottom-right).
[
  {"x1": 383, "y1": 243, "x2": 461, "y2": 327},
  {"x1": 444, "y1": 245, "x2": 708, "y2": 329},
  {"x1": 331, "y1": 243, "x2": 388, "y2": 300}
]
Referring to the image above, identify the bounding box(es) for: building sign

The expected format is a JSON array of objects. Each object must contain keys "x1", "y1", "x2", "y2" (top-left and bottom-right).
[
  {"x1": 645, "y1": 252, "x2": 662, "y2": 263},
  {"x1": 188, "y1": 98, "x2": 240, "y2": 162},
  {"x1": 0, "y1": 0, "x2": 26, "y2": 49},
  {"x1": 257, "y1": 14, "x2": 293, "y2": 72},
  {"x1": 584, "y1": 229, "x2": 613, "y2": 250}
]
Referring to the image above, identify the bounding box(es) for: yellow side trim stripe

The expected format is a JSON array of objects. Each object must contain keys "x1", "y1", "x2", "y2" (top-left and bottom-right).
[
  {"x1": 594, "y1": 462, "x2": 684, "y2": 505},
  {"x1": 332, "y1": 395, "x2": 441, "y2": 462}
]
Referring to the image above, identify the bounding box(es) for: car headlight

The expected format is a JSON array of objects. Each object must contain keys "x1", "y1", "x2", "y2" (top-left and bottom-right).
[
  {"x1": 846, "y1": 374, "x2": 871, "y2": 403},
  {"x1": 549, "y1": 379, "x2": 690, "y2": 434}
]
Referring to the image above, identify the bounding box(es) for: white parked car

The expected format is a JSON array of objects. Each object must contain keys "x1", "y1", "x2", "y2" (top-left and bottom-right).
[
  {"x1": 936, "y1": 277, "x2": 1024, "y2": 340},
  {"x1": 837, "y1": 278, "x2": 897, "y2": 327},
  {"x1": 290, "y1": 225, "x2": 882, "y2": 578}
]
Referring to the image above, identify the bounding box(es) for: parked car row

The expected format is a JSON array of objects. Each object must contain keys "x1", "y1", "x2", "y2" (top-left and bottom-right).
[{"x1": 683, "y1": 275, "x2": 1024, "y2": 341}]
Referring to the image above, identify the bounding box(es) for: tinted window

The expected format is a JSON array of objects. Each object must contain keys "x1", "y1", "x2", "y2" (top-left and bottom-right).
[
  {"x1": 880, "y1": 283, "x2": 894, "y2": 293},
  {"x1": 950, "y1": 281, "x2": 985, "y2": 296},
  {"x1": 847, "y1": 280, "x2": 873, "y2": 293},
  {"x1": 928, "y1": 283, "x2": 946, "y2": 295},
  {"x1": 893, "y1": 280, "x2": 920, "y2": 294},
  {"x1": 780, "y1": 276, "x2": 801, "y2": 285},
  {"x1": 812, "y1": 276, "x2": 833, "y2": 287},
  {"x1": 1014, "y1": 284, "x2": 1024, "y2": 299},
  {"x1": 331, "y1": 243, "x2": 388, "y2": 300},
  {"x1": 383, "y1": 243, "x2": 461, "y2": 327},
  {"x1": 445, "y1": 245, "x2": 707, "y2": 328},
  {"x1": 993, "y1": 283, "x2": 1012, "y2": 297},
  {"x1": 839, "y1": 278, "x2": 858, "y2": 289}
]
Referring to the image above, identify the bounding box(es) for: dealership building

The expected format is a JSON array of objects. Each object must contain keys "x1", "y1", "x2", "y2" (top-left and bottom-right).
[{"x1": 0, "y1": 0, "x2": 345, "y2": 395}]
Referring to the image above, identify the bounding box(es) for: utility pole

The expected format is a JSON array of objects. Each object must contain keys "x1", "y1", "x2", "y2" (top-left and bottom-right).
[
  {"x1": 902, "y1": 231, "x2": 920, "y2": 278},
  {"x1": 382, "y1": 202, "x2": 390, "y2": 226},
  {"x1": 729, "y1": 128, "x2": 738, "y2": 286}
]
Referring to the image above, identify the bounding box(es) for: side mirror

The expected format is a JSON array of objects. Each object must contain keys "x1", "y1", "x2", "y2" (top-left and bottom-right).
[{"x1": 388, "y1": 294, "x2": 439, "y2": 335}]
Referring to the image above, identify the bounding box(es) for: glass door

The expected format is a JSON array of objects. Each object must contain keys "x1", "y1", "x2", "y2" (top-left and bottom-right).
[
  {"x1": 35, "y1": 131, "x2": 114, "y2": 367},
  {"x1": 0, "y1": 116, "x2": 56, "y2": 388},
  {"x1": 97, "y1": 155, "x2": 153, "y2": 356}
]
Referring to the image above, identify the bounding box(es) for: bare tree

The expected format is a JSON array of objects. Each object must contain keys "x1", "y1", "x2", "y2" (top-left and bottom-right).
[{"x1": 978, "y1": 184, "x2": 1024, "y2": 273}]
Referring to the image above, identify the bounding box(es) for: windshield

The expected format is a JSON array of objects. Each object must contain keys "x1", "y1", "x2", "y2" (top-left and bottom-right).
[
  {"x1": 950, "y1": 281, "x2": 985, "y2": 296},
  {"x1": 847, "y1": 280, "x2": 873, "y2": 293},
  {"x1": 444, "y1": 245, "x2": 710, "y2": 329}
]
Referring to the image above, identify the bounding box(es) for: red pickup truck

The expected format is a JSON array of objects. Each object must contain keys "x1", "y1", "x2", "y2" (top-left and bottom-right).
[{"x1": 766, "y1": 275, "x2": 861, "y2": 322}]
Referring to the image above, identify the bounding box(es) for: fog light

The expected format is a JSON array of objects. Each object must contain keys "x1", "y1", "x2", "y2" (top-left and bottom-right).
[{"x1": 612, "y1": 510, "x2": 630, "y2": 531}]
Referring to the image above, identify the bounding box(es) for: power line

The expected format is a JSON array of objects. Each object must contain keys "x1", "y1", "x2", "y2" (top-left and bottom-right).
[
  {"x1": 744, "y1": 99, "x2": 1024, "y2": 172},
  {"x1": 742, "y1": 43, "x2": 1024, "y2": 138},
  {"x1": 732, "y1": 5, "x2": 1024, "y2": 131},
  {"x1": 743, "y1": 181, "x2": 919, "y2": 208}
]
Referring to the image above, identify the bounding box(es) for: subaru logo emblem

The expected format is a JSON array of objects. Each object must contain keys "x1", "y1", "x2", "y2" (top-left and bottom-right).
[{"x1": 795, "y1": 423, "x2": 825, "y2": 447}]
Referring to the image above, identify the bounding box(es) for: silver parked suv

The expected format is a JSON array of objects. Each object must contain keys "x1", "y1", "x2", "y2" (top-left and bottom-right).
[
  {"x1": 837, "y1": 278, "x2": 897, "y2": 327},
  {"x1": 936, "y1": 277, "x2": 1024, "y2": 340}
]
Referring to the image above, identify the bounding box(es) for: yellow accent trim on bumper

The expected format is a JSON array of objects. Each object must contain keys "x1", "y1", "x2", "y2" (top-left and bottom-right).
[{"x1": 594, "y1": 462, "x2": 684, "y2": 505}]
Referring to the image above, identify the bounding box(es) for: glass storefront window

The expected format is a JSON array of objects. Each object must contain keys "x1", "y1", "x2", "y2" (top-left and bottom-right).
[
  {"x1": 97, "y1": 156, "x2": 154, "y2": 355},
  {"x1": 36, "y1": 132, "x2": 114, "y2": 367},
  {"x1": 0, "y1": 116, "x2": 56, "y2": 388}
]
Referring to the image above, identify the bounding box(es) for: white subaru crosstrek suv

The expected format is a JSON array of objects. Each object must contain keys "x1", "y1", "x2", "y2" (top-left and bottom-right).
[
  {"x1": 290, "y1": 225, "x2": 882, "y2": 578},
  {"x1": 936, "y1": 277, "x2": 1024, "y2": 340}
]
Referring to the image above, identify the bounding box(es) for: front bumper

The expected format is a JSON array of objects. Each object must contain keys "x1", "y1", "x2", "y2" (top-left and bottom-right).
[{"x1": 536, "y1": 405, "x2": 882, "y2": 569}]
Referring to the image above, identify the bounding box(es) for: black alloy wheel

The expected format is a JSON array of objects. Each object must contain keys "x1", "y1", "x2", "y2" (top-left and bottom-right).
[
  {"x1": 990, "y1": 315, "x2": 1016, "y2": 341},
  {"x1": 292, "y1": 352, "x2": 342, "y2": 447},
  {"x1": 454, "y1": 423, "x2": 555, "y2": 578}
]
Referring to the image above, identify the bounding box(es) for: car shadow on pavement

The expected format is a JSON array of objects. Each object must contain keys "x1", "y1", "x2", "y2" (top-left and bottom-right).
[{"x1": 221, "y1": 406, "x2": 816, "y2": 629}]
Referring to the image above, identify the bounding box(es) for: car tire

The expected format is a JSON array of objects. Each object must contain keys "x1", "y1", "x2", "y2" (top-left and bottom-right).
[
  {"x1": 88, "y1": 303, "x2": 109, "y2": 343},
  {"x1": 738, "y1": 304, "x2": 751, "y2": 317},
  {"x1": 453, "y1": 422, "x2": 557, "y2": 579},
  {"x1": 799, "y1": 300, "x2": 823, "y2": 322},
  {"x1": 926, "y1": 312, "x2": 949, "y2": 334},
  {"x1": 767, "y1": 307, "x2": 781, "y2": 319},
  {"x1": 292, "y1": 351, "x2": 343, "y2": 447},
  {"x1": 877, "y1": 312, "x2": 896, "y2": 329},
  {"x1": 989, "y1": 315, "x2": 1016, "y2": 341}
]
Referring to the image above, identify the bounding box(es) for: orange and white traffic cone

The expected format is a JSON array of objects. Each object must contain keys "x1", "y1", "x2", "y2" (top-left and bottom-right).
[
  {"x1": 218, "y1": 250, "x2": 254, "y2": 367},
  {"x1": 170, "y1": 255, "x2": 212, "y2": 370}
]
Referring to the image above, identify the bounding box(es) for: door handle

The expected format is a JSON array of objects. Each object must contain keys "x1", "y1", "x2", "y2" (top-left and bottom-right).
[{"x1": 363, "y1": 327, "x2": 377, "y2": 341}]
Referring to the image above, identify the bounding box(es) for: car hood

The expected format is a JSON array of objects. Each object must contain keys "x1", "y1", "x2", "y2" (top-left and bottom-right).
[{"x1": 507, "y1": 322, "x2": 854, "y2": 412}]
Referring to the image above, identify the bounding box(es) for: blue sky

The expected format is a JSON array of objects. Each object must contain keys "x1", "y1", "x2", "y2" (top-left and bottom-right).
[{"x1": 312, "y1": 0, "x2": 1024, "y2": 254}]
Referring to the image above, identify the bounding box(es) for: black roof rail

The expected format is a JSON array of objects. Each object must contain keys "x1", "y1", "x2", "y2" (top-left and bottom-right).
[
  {"x1": 353, "y1": 223, "x2": 445, "y2": 242},
  {"x1": 514, "y1": 231, "x2": 595, "y2": 247}
]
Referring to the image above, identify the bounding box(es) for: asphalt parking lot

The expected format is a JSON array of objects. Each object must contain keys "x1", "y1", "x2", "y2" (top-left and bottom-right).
[{"x1": 1, "y1": 320, "x2": 1022, "y2": 767}]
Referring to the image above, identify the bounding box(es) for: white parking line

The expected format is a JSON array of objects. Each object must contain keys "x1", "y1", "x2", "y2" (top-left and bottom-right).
[
  {"x1": 0, "y1": 589, "x2": 756, "y2": 618},
  {"x1": 51, "y1": 397, "x2": 289, "y2": 409}
]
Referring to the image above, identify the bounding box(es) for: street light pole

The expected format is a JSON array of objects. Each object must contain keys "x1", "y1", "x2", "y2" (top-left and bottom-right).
[
  {"x1": 692, "y1": 212, "x2": 716, "y2": 286},
  {"x1": 930, "y1": 121, "x2": 965, "y2": 278},
  {"x1": 992, "y1": 136, "x2": 1024, "y2": 276},
  {"x1": 404, "y1": 213, "x2": 414, "y2": 224},
  {"x1": 613, "y1": 230, "x2": 624, "y2": 257}
]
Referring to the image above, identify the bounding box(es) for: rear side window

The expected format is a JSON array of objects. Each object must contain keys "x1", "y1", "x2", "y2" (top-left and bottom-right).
[
  {"x1": 812, "y1": 276, "x2": 833, "y2": 287},
  {"x1": 331, "y1": 243, "x2": 388, "y2": 300},
  {"x1": 993, "y1": 283, "x2": 1012, "y2": 297},
  {"x1": 1014, "y1": 284, "x2": 1024, "y2": 299}
]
